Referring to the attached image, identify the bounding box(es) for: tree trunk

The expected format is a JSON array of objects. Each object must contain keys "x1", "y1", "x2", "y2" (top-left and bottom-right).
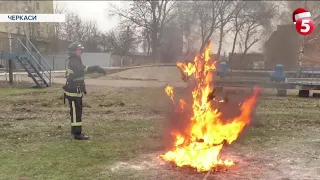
[
  {"x1": 217, "y1": 22, "x2": 224, "y2": 60},
  {"x1": 240, "y1": 48, "x2": 250, "y2": 69},
  {"x1": 120, "y1": 56, "x2": 124, "y2": 67},
  {"x1": 229, "y1": 31, "x2": 239, "y2": 62},
  {"x1": 151, "y1": 29, "x2": 160, "y2": 63}
]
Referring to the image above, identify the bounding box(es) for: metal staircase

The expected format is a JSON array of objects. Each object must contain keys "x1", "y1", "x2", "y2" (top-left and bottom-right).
[
  {"x1": 17, "y1": 55, "x2": 50, "y2": 87},
  {"x1": 1, "y1": 37, "x2": 52, "y2": 88}
]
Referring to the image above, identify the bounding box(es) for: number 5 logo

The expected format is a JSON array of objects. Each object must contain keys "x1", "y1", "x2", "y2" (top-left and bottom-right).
[{"x1": 296, "y1": 18, "x2": 315, "y2": 36}]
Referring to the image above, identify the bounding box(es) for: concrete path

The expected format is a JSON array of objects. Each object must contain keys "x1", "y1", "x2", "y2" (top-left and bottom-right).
[
  {"x1": 54, "y1": 77, "x2": 187, "y2": 88},
  {"x1": 0, "y1": 73, "x2": 187, "y2": 88},
  {"x1": 104, "y1": 66, "x2": 182, "y2": 82},
  {"x1": 0, "y1": 66, "x2": 188, "y2": 88}
]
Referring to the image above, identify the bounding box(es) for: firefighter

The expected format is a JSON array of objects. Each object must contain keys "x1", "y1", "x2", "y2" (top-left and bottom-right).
[{"x1": 63, "y1": 42, "x2": 106, "y2": 140}]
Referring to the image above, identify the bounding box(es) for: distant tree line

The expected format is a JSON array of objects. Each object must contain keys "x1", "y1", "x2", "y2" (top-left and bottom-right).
[{"x1": 45, "y1": 1, "x2": 320, "y2": 63}]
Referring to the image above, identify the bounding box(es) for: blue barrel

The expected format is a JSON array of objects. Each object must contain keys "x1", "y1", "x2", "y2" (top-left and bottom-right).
[
  {"x1": 216, "y1": 62, "x2": 228, "y2": 78},
  {"x1": 270, "y1": 64, "x2": 286, "y2": 82}
]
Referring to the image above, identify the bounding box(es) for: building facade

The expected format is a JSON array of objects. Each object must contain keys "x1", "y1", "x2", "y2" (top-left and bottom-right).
[
  {"x1": 0, "y1": 0, "x2": 54, "y2": 53},
  {"x1": 264, "y1": 23, "x2": 320, "y2": 71},
  {"x1": 228, "y1": 53, "x2": 265, "y2": 70}
]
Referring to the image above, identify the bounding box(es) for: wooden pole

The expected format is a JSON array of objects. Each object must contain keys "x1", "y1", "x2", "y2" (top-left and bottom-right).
[
  {"x1": 8, "y1": 59, "x2": 13, "y2": 85},
  {"x1": 297, "y1": 0, "x2": 308, "y2": 77}
]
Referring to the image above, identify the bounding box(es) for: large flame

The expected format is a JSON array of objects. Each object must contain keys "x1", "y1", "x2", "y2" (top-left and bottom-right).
[{"x1": 160, "y1": 42, "x2": 260, "y2": 172}]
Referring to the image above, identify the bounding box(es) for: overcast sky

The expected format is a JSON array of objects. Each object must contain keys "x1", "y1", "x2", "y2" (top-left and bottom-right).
[
  {"x1": 58, "y1": 1, "x2": 120, "y2": 32},
  {"x1": 57, "y1": 1, "x2": 264, "y2": 53}
]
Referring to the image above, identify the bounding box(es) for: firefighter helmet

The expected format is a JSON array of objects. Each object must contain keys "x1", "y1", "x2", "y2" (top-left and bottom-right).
[{"x1": 68, "y1": 42, "x2": 84, "y2": 56}]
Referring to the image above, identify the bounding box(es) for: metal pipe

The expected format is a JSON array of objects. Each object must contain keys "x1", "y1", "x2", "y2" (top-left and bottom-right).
[
  {"x1": 8, "y1": 32, "x2": 12, "y2": 53},
  {"x1": 297, "y1": 0, "x2": 308, "y2": 76},
  {"x1": 24, "y1": 5, "x2": 30, "y2": 52},
  {"x1": 8, "y1": 59, "x2": 13, "y2": 85}
]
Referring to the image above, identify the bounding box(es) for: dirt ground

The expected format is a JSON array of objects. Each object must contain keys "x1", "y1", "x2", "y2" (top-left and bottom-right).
[
  {"x1": 0, "y1": 70, "x2": 186, "y2": 88},
  {"x1": 0, "y1": 66, "x2": 271, "y2": 88},
  {"x1": 0, "y1": 77, "x2": 320, "y2": 180},
  {"x1": 106, "y1": 91, "x2": 320, "y2": 180}
]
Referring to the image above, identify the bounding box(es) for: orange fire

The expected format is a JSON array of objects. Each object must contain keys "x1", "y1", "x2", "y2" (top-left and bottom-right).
[{"x1": 160, "y1": 42, "x2": 260, "y2": 172}]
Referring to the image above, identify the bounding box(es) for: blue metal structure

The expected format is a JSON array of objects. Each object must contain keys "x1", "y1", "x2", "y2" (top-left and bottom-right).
[
  {"x1": 0, "y1": 37, "x2": 52, "y2": 88},
  {"x1": 270, "y1": 64, "x2": 286, "y2": 82},
  {"x1": 216, "y1": 62, "x2": 229, "y2": 78}
]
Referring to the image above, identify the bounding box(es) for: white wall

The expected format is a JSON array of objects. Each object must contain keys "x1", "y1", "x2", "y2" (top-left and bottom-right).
[{"x1": 43, "y1": 52, "x2": 112, "y2": 70}]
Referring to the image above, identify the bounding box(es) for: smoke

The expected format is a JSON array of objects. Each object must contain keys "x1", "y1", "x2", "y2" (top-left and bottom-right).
[
  {"x1": 162, "y1": 86, "x2": 259, "y2": 150},
  {"x1": 162, "y1": 85, "x2": 194, "y2": 150},
  {"x1": 218, "y1": 89, "x2": 257, "y2": 121}
]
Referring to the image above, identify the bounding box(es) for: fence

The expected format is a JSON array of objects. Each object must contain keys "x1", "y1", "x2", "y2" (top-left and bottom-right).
[
  {"x1": 43, "y1": 52, "x2": 113, "y2": 71},
  {"x1": 1, "y1": 52, "x2": 113, "y2": 71}
]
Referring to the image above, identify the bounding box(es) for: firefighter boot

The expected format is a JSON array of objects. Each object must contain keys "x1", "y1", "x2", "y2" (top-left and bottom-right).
[{"x1": 73, "y1": 133, "x2": 89, "y2": 140}]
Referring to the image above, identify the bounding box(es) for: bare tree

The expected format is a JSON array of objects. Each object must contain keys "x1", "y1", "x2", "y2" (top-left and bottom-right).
[
  {"x1": 43, "y1": 2, "x2": 67, "y2": 52},
  {"x1": 52, "y1": 3, "x2": 66, "y2": 40},
  {"x1": 190, "y1": 1, "x2": 220, "y2": 52},
  {"x1": 184, "y1": 1, "x2": 238, "y2": 55},
  {"x1": 85, "y1": 21, "x2": 100, "y2": 42},
  {"x1": 62, "y1": 12, "x2": 78, "y2": 41},
  {"x1": 279, "y1": 1, "x2": 320, "y2": 24},
  {"x1": 104, "y1": 25, "x2": 138, "y2": 66},
  {"x1": 175, "y1": 1, "x2": 199, "y2": 56},
  {"x1": 216, "y1": 1, "x2": 239, "y2": 58},
  {"x1": 99, "y1": 33, "x2": 108, "y2": 52},
  {"x1": 73, "y1": 15, "x2": 86, "y2": 42},
  {"x1": 140, "y1": 28, "x2": 151, "y2": 55},
  {"x1": 229, "y1": 1, "x2": 247, "y2": 62},
  {"x1": 236, "y1": 1, "x2": 277, "y2": 61},
  {"x1": 84, "y1": 21, "x2": 102, "y2": 52},
  {"x1": 239, "y1": 21, "x2": 261, "y2": 56},
  {"x1": 109, "y1": 0, "x2": 177, "y2": 63}
]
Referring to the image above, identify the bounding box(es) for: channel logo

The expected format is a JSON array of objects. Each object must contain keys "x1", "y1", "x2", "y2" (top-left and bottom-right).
[{"x1": 293, "y1": 8, "x2": 315, "y2": 36}]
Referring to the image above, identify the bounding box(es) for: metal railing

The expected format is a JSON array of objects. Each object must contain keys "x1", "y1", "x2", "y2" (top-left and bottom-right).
[
  {"x1": 24, "y1": 37, "x2": 53, "y2": 85},
  {"x1": 15, "y1": 37, "x2": 52, "y2": 86},
  {"x1": 287, "y1": 65, "x2": 320, "y2": 85}
]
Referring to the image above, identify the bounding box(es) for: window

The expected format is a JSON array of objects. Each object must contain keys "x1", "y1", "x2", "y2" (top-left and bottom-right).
[
  {"x1": 36, "y1": 1, "x2": 40, "y2": 10},
  {"x1": 16, "y1": 26, "x2": 20, "y2": 34}
]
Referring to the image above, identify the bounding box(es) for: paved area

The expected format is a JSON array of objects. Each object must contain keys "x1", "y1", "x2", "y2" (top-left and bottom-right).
[
  {"x1": 103, "y1": 66, "x2": 183, "y2": 82},
  {"x1": 0, "y1": 73, "x2": 187, "y2": 88},
  {"x1": 0, "y1": 66, "x2": 188, "y2": 88},
  {"x1": 5, "y1": 66, "x2": 319, "y2": 88}
]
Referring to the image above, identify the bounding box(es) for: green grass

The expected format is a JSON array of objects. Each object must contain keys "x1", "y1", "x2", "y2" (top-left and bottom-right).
[
  {"x1": 0, "y1": 83, "x2": 167, "y2": 180},
  {"x1": 1, "y1": 83, "x2": 320, "y2": 179},
  {"x1": 0, "y1": 119, "x2": 163, "y2": 180},
  {"x1": 0, "y1": 87, "x2": 47, "y2": 96}
]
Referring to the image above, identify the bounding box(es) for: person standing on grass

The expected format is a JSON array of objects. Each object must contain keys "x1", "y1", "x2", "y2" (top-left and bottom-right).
[{"x1": 63, "y1": 42, "x2": 106, "y2": 140}]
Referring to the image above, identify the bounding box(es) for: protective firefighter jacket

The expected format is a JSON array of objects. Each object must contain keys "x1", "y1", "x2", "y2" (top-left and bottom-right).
[{"x1": 64, "y1": 55, "x2": 105, "y2": 96}]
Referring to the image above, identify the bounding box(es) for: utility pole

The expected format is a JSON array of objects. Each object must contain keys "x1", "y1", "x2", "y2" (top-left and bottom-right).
[
  {"x1": 24, "y1": 6, "x2": 30, "y2": 52},
  {"x1": 121, "y1": 26, "x2": 130, "y2": 67},
  {"x1": 8, "y1": 32, "x2": 12, "y2": 53},
  {"x1": 297, "y1": 0, "x2": 308, "y2": 77},
  {"x1": 5, "y1": 25, "x2": 12, "y2": 54},
  {"x1": 126, "y1": 26, "x2": 130, "y2": 66}
]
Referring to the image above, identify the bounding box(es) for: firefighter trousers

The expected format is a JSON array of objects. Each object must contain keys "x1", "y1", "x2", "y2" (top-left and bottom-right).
[{"x1": 66, "y1": 95, "x2": 83, "y2": 134}]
